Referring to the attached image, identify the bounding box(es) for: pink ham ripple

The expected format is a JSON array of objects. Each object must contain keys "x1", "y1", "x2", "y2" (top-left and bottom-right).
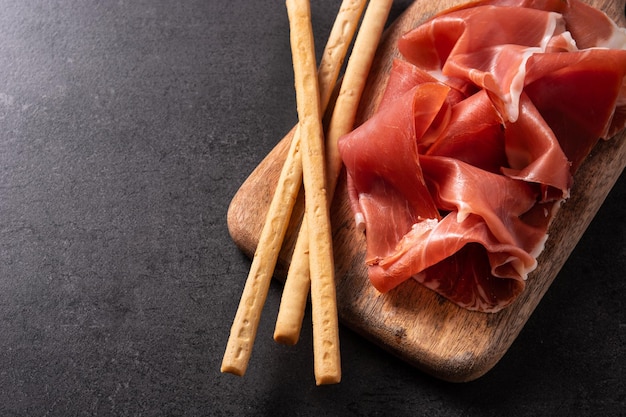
[{"x1": 337, "y1": 0, "x2": 626, "y2": 312}]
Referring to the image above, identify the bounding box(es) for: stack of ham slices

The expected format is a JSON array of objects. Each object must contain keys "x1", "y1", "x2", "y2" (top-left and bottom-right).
[{"x1": 337, "y1": 0, "x2": 626, "y2": 312}]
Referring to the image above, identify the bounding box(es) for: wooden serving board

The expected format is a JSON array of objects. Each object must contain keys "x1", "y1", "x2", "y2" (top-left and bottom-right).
[{"x1": 227, "y1": 0, "x2": 626, "y2": 382}]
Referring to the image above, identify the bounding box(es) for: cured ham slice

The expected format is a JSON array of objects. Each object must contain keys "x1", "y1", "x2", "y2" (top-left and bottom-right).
[
  {"x1": 342, "y1": 82, "x2": 448, "y2": 241},
  {"x1": 398, "y1": 4, "x2": 567, "y2": 122},
  {"x1": 525, "y1": 49, "x2": 626, "y2": 170},
  {"x1": 337, "y1": 0, "x2": 626, "y2": 312}
]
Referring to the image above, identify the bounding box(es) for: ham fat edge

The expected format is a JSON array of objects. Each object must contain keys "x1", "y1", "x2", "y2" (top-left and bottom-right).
[{"x1": 337, "y1": 0, "x2": 626, "y2": 312}]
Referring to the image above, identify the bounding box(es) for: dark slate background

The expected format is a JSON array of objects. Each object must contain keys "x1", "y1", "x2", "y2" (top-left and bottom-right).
[{"x1": 0, "y1": 0, "x2": 623, "y2": 416}]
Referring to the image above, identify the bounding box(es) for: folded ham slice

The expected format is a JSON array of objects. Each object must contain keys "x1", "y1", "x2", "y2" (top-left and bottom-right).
[{"x1": 338, "y1": 0, "x2": 626, "y2": 312}]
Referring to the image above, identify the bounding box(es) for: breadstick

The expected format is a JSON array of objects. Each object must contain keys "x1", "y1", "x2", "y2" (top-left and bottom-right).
[
  {"x1": 273, "y1": 219, "x2": 311, "y2": 345},
  {"x1": 221, "y1": 0, "x2": 364, "y2": 377},
  {"x1": 286, "y1": 0, "x2": 340, "y2": 385},
  {"x1": 317, "y1": 0, "x2": 368, "y2": 117},
  {"x1": 274, "y1": 0, "x2": 394, "y2": 345},
  {"x1": 326, "y1": 0, "x2": 394, "y2": 181},
  {"x1": 221, "y1": 125, "x2": 303, "y2": 376},
  {"x1": 274, "y1": 0, "x2": 367, "y2": 346}
]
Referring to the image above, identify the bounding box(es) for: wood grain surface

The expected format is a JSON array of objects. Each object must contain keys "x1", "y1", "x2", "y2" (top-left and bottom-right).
[{"x1": 226, "y1": 0, "x2": 626, "y2": 382}]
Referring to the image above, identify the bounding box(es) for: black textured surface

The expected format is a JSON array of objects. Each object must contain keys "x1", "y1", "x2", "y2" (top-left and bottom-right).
[{"x1": 0, "y1": 1, "x2": 623, "y2": 416}]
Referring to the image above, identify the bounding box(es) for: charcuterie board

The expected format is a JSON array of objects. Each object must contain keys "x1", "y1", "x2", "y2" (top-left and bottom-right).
[{"x1": 226, "y1": 0, "x2": 626, "y2": 382}]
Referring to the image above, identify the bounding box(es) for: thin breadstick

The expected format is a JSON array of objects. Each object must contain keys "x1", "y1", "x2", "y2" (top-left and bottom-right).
[
  {"x1": 274, "y1": 0, "x2": 367, "y2": 346},
  {"x1": 326, "y1": 0, "x2": 394, "y2": 182},
  {"x1": 273, "y1": 219, "x2": 311, "y2": 345},
  {"x1": 221, "y1": 125, "x2": 303, "y2": 376},
  {"x1": 286, "y1": 0, "x2": 340, "y2": 385},
  {"x1": 317, "y1": 0, "x2": 368, "y2": 117},
  {"x1": 274, "y1": 0, "x2": 394, "y2": 345},
  {"x1": 221, "y1": 0, "x2": 362, "y2": 377}
]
